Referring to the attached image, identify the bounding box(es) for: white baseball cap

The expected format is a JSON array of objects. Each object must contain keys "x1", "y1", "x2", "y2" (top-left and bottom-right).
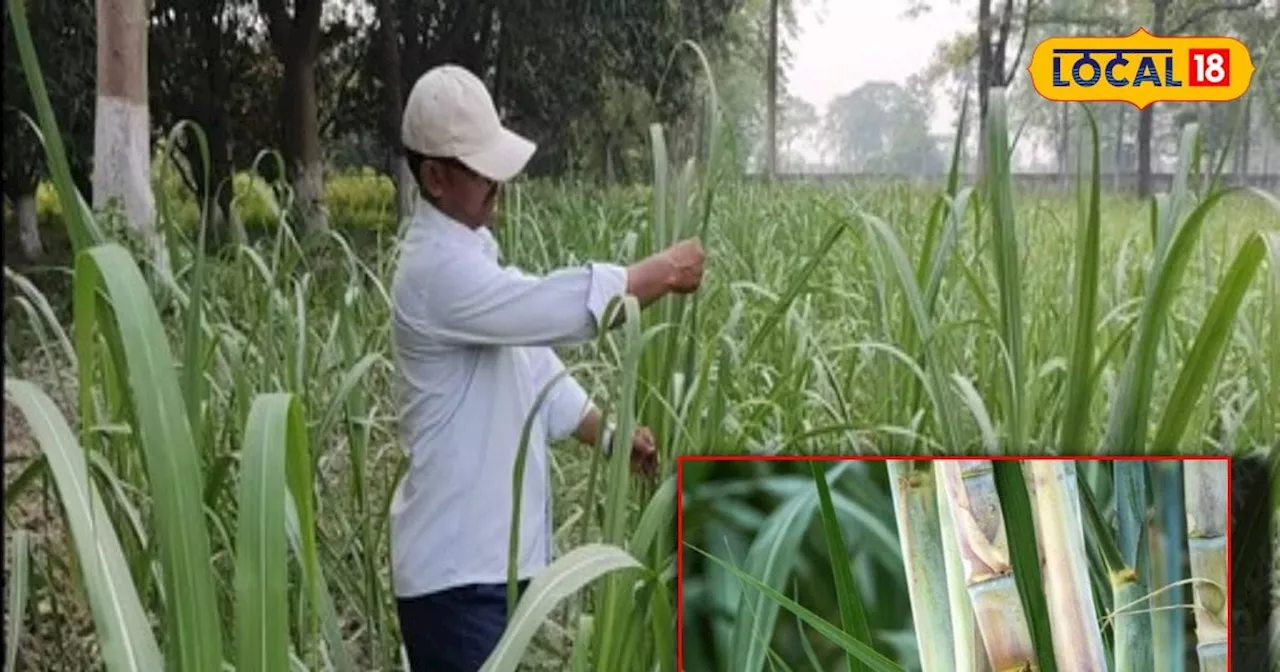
[{"x1": 401, "y1": 64, "x2": 536, "y2": 183}]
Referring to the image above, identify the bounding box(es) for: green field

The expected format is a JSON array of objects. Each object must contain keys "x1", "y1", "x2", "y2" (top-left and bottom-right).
[{"x1": 4, "y1": 86, "x2": 1279, "y2": 672}]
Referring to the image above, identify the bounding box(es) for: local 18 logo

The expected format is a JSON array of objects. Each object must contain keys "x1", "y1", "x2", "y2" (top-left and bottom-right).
[{"x1": 1027, "y1": 28, "x2": 1254, "y2": 109}]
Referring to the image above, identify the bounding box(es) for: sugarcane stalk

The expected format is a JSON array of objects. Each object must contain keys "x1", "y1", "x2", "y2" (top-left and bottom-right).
[
  {"x1": 888, "y1": 460, "x2": 956, "y2": 672},
  {"x1": 937, "y1": 466, "x2": 992, "y2": 672},
  {"x1": 938, "y1": 460, "x2": 1036, "y2": 670},
  {"x1": 1183, "y1": 460, "x2": 1228, "y2": 672},
  {"x1": 1112, "y1": 461, "x2": 1154, "y2": 672},
  {"x1": 1149, "y1": 461, "x2": 1187, "y2": 672},
  {"x1": 1025, "y1": 460, "x2": 1107, "y2": 671}
]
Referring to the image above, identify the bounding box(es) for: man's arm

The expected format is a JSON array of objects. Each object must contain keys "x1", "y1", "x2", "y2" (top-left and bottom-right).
[
  {"x1": 570, "y1": 406, "x2": 607, "y2": 448},
  {"x1": 570, "y1": 404, "x2": 656, "y2": 478},
  {"x1": 418, "y1": 240, "x2": 705, "y2": 347},
  {"x1": 423, "y1": 256, "x2": 625, "y2": 347},
  {"x1": 608, "y1": 239, "x2": 705, "y2": 327},
  {"x1": 527, "y1": 346, "x2": 599, "y2": 444},
  {"x1": 530, "y1": 348, "x2": 656, "y2": 477},
  {"x1": 527, "y1": 347, "x2": 613, "y2": 449}
]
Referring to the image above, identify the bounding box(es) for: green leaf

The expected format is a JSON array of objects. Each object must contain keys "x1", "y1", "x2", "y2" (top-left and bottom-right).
[
  {"x1": 1100, "y1": 177, "x2": 1261, "y2": 456},
  {"x1": 3, "y1": 379, "x2": 163, "y2": 671},
  {"x1": 1152, "y1": 230, "x2": 1280, "y2": 449},
  {"x1": 482, "y1": 544, "x2": 645, "y2": 672},
  {"x1": 5, "y1": 529, "x2": 31, "y2": 672},
  {"x1": 811, "y1": 462, "x2": 874, "y2": 672},
  {"x1": 72, "y1": 244, "x2": 223, "y2": 670},
  {"x1": 743, "y1": 217, "x2": 849, "y2": 362},
  {"x1": 631, "y1": 474, "x2": 676, "y2": 558},
  {"x1": 687, "y1": 543, "x2": 905, "y2": 672},
  {"x1": 235, "y1": 394, "x2": 296, "y2": 672},
  {"x1": 992, "y1": 461, "x2": 1057, "y2": 672},
  {"x1": 983, "y1": 88, "x2": 1026, "y2": 454},
  {"x1": 1060, "y1": 103, "x2": 1103, "y2": 455},
  {"x1": 729, "y1": 483, "x2": 821, "y2": 672}
]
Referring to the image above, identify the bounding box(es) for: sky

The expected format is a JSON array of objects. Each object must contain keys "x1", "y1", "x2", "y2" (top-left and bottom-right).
[{"x1": 785, "y1": 0, "x2": 974, "y2": 143}]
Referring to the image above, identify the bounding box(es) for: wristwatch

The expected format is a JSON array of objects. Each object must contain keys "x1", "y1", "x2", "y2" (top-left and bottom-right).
[{"x1": 600, "y1": 424, "x2": 617, "y2": 455}]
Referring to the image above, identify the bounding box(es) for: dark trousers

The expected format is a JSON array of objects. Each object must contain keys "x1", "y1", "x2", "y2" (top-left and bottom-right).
[{"x1": 397, "y1": 580, "x2": 529, "y2": 672}]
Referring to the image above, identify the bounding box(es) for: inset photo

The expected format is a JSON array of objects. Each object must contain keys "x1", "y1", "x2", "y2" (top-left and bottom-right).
[{"x1": 677, "y1": 456, "x2": 1232, "y2": 672}]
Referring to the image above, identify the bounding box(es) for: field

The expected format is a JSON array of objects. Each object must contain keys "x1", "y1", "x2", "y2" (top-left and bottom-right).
[{"x1": 3, "y1": 84, "x2": 1279, "y2": 672}]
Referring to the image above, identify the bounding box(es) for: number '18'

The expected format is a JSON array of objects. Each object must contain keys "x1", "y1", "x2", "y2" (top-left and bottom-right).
[{"x1": 1190, "y1": 50, "x2": 1228, "y2": 86}]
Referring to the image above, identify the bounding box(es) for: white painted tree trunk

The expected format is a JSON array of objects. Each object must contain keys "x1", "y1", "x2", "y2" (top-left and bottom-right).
[
  {"x1": 95, "y1": 0, "x2": 167, "y2": 274},
  {"x1": 17, "y1": 192, "x2": 43, "y2": 260},
  {"x1": 293, "y1": 159, "x2": 329, "y2": 234},
  {"x1": 395, "y1": 156, "x2": 416, "y2": 218},
  {"x1": 94, "y1": 96, "x2": 154, "y2": 231}
]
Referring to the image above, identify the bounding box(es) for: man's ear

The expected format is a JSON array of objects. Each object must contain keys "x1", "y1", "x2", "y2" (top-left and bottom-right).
[{"x1": 421, "y1": 161, "x2": 445, "y2": 199}]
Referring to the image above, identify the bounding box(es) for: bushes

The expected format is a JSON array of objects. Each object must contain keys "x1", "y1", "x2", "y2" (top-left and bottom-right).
[{"x1": 28, "y1": 166, "x2": 401, "y2": 234}]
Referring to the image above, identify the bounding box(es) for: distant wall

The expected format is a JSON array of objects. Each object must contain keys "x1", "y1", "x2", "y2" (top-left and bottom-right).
[{"x1": 745, "y1": 172, "x2": 1280, "y2": 192}]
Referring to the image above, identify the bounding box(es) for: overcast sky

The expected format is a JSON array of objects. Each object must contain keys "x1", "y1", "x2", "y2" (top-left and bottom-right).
[{"x1": 786, "y1": 0, "x2": 973, "y2": 135}]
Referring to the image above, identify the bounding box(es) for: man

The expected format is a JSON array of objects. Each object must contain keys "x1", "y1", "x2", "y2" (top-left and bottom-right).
[{"x1": 389, "y1": 63, "x2": 704, "y2": 671}]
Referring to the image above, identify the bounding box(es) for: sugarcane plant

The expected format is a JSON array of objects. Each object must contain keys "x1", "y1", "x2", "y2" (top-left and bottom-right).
[
  {"x1": 687, "y1": 456, "x2": 1232, "y2": 672},
  {"x1": 682, "y1": 82, "x2": 1273, "y2": 670}
]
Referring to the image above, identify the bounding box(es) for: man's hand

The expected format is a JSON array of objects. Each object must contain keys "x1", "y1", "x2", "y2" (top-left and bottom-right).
[
  {"x1": 572, "y1": 411, "x2": 657, "y2": 479},
  {"x1": 624, "y1": 238, "x2": 705, "y2": 308},
  {"x1": 629, "y1": 426, "x2": 657, "y2": 479},
  {"x1": 661, "y1": 239, "x2": 704, "y2": 294}
]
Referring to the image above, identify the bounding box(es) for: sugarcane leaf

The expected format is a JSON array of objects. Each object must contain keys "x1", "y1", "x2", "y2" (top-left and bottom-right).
[
  {"x1": 688, "y1": 543, "x2": 906, "y2": 672},
  {"x1": 812, "y1": 462, "x2": 874, "y2": 672},
  {"x1": 992, "y1": 461, "x2": 1057, "y2": 672}
]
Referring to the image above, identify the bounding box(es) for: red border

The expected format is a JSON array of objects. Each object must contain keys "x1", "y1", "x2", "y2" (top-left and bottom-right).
[{"x1": 675, "y1": 454, "x2": 1233, "y2": 671}]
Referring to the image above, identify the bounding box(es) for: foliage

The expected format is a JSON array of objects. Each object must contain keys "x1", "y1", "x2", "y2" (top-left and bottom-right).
[
  {"x1": 822, "y1": 76, "x2": 946, "y2": 174},
  {"x1": 0, "y1": 0, "x2": 95, "y2": 198}
]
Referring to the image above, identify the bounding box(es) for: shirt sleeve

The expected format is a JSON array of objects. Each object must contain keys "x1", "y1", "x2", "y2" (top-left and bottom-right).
[
  {"x1": 422, "y1": 252, "x2": 628, "y2": 347},
  {"x1": 527, "y1": 347, "x2": 593, "y2": 443}
]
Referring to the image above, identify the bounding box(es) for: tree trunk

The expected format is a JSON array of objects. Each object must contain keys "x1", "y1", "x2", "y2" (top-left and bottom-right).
[
  {"x1": 376, "y1": 0, "x2": 414, "y2": 219},
  {"x1": 1236, "y1": 96, "x2": 1251, "y2": 176},
  {"x1": 1114, "y1": 106, "x2": 1126, "y2": 191},
  {"x1": 282, "y1": 47, "x2": 328, "y2": 234},
  {"x1": 1057, "y1": 102, "x2": 1070, "y2": 184},
  {"x1": 976, "y1": 0, "x2": 993, "y2": 177},
  {"x1": 16, "y1": 191, "x2": 43, "y2": 260},
  {"x1": 95, "y1": 0, "x2": 164, "y2": 267},
  {"x1": 202, "y1": 0, "x2": 236, "y2": 247},
  {"x1": 1138, "y1": 0, "x2": 1169, "y2": 198},
  {"x1": 766, "y1": 0, "x2": 778, "y2": 179}
]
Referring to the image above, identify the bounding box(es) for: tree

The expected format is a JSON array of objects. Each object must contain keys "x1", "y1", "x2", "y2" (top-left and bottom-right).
[
  {"x1": 373, "y1": 0, "x2": 413, "y2": 218},
  {"x1": 973, "y1": 0, "x2": 1035, "y2": 173},
  {"x1": 1133, "y1": 0, "x2": 1263, "y2": 196},
  {"x1": 767, "y1": 0, "x2": 778, "y2": 178},
  {"x1": 908, "y1": 0, "x2": 1035, "y2": 174},
  {"x1": 96, "y1": 0, "x2": 164, "y2": 269},
  {"x1": 150, "y1": 0, "x2": 272, "y2": 246},
  {"x1": 712, "y1": 0, "x2": 805, "y2": 173},
  {"x1": 258, "y1": 0, "x2": 328, "y2": 234},
  {"x1": 778, "y1": 93, "x2": 818, "y2": 171},
  {"x1": 824, "y1": 78, "x2": 946, "y2": 174},
  {"x1": 3, "y1": 0, "x2": 96, "y2": 260}
]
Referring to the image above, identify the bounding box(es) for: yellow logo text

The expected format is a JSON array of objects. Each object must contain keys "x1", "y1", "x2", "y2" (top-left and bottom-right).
[{"x1": 1026, "y1": 28, "x2": 1253, "y2": 109}]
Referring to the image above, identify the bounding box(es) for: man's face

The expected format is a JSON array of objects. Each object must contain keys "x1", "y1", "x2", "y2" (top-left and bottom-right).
[{"x1": 422, "y1": 157, "x2": 500, "y2": 228}]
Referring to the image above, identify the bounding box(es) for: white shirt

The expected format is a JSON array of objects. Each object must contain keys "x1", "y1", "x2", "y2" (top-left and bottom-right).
[{"x1": 388, "y1": 198, "x2": 628, "y2": 598}]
